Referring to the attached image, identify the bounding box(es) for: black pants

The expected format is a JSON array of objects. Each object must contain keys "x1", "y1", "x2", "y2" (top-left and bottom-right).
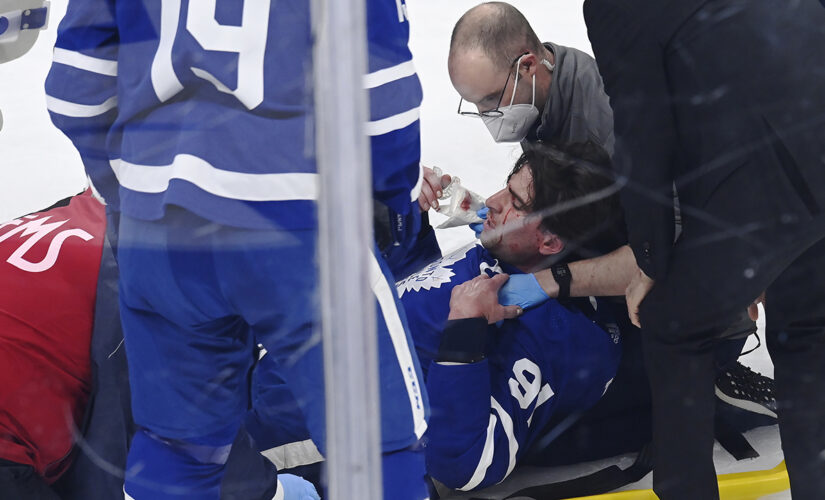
[
  {"x1": 639, "y1": 128, "x2": 825, "y2": 500},
  {"x1": 640, "y1": 173, "x2": 825, "y2": 500},
  {"x1": 0, "y1": 460, "x2": 60, "y2": 500},
  {"x1": 763, "y1": 239, "x2": 825, "y2": 499},
  {"x1": 642, "y1": 234, "x2": 825, "y2": 500}
]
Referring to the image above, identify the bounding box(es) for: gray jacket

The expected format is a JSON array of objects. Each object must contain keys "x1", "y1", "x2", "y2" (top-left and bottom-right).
[{"x1": 523, "y1": 42, "x2": 615, "y2": 157}]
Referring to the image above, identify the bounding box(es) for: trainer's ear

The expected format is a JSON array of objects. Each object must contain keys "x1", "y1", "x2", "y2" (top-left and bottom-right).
[{"x1": 538, "y1": 232, "x2": 564, "y2": 256}]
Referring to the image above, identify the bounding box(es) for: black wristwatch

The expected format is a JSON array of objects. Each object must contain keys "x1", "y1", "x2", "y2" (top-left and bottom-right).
[{"x1": 550, "y1": 263, "x2": 572, "y2": 300}]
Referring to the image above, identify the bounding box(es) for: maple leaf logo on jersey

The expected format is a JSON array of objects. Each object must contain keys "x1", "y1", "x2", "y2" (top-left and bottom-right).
[{"x1": 396, "y1": 243, "x2": 476, "y2": 298}]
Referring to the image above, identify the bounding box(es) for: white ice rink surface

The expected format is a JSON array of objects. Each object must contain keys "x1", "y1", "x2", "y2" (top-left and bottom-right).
[{"x1": 0, "y1": 0, "x2": 788, "y2": 498}]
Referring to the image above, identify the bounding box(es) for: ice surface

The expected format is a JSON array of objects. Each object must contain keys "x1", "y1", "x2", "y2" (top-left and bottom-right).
[
  {"x1": 0, "y1": 0, "x2": 86, "y2": 221},
  {"x1": 0, "y1": 0, "x2": 788, "y2": 498}
]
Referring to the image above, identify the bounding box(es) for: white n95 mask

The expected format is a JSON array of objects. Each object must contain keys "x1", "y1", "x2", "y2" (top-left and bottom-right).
[{"x1": 481, "y1": 56, "x2": 553, "y2": 143}]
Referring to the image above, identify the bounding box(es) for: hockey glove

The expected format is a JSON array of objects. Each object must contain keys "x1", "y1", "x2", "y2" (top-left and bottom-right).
[
  {"x1": 498, "y1": 273, "x2": 550, "y2": 309},
  {"x1": 279, "y1": 473, "x2": 321, "y2": 500},
  {"x1": 374, "y1": 199, "x2": 422, "y2": 271},
  {"x1": 468, "y1": 206, "x2": 488, "y2": 238}
]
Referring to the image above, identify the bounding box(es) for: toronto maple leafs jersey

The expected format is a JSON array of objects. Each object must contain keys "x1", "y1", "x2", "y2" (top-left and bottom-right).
[
  {"x1": 45, "y1": 0, "x2": 422, "y2": 229},
  {"x1": 396, "y1": 243, "x2": 621, "y2": 490}
]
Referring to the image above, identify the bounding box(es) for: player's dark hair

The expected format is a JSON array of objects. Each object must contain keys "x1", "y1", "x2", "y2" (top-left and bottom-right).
[
  {"x1": 450, "y1": 2, "x2": 545, "y2": 71},
  {"x1": 509, "y1": 143, "x2": 625, "y2": 257}
]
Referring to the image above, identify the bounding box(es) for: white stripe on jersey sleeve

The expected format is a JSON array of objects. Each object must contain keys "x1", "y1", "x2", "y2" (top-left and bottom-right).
[
  {"x1": 491, "y1": 396, "x2": 519, "y2": 479},
  {"x1": 369, "y1": 252, "x2": 428, "y2": 439},
  {"x1": 364, "y1": 60, "x2": 416, "y2": 89},
  {"x1": 458, "y1": 413, "x2": 498, "y2": 491},
  {"x1": 111, "y1": 155, "x2": 319, "y2": 202},
  {"x1": 53, "y1": 48, "x2": 118, "y2": 76},
  {"x1": 366, "y1": 106, "x2": 420, "y2": 136},
  {"x1": 46, "y1": 95, "x2": 118, "y2": 118}
]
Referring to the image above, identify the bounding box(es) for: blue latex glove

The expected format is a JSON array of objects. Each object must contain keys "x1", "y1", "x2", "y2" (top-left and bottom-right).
[
  {"x1": 498, "y1": 273, "x2": 550, "y2": 309},
  {"x1": 279, "y1": 473, "x2": 321, "y2": 500},
  {"x1": 468, "y1": 206, "x2": 488, "y2": 238}
]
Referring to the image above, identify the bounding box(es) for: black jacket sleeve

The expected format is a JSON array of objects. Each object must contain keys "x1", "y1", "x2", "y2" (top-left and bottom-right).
[{"x1": 583, "y1": 0, "x2": 678, "y2": 280}]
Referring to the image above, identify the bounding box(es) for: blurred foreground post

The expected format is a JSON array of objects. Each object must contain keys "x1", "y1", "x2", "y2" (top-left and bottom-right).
[{"x1": 311, "y1": 0, "x2": 383, "y2": 498}]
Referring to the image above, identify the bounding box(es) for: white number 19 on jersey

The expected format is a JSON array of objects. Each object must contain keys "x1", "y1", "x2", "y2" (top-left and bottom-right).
[{"x1": 151, "y1": 0, "x2": 271, "y2": 110}]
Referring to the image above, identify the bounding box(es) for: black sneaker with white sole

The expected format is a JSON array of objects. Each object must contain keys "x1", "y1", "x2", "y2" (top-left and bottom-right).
[{"x1": 715, "y1": 361, "x2": 777, "y2": 419}]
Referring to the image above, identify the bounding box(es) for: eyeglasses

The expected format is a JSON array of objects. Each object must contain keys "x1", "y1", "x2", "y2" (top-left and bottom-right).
[{"x1": 457, "y1": 52, "x2": 529, "y2": 118}]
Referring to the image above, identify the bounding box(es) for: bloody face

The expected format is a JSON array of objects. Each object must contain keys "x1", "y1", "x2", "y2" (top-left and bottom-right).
[{"x1": 480, "y1": 166, "x2": 549, "y2": 270}]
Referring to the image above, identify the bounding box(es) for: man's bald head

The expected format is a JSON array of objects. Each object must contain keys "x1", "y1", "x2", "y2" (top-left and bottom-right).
[{"x1": 449, "y1": 2, "x2": 545, "y2": 72}]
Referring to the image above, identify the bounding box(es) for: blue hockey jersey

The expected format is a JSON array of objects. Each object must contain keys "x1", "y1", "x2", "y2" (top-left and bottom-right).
[
  {"x1": 396, "y1": 243, "x2": 622, "y2": 490},
  {"x1": 45, "y1": 0, "x2": 422, "y2": 229}
]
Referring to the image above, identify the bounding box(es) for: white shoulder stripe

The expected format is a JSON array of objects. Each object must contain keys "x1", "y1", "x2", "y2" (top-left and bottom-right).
[
  {"x1": 53, "y1": 48, "x2": 118, "y2": 76},
  {"x1": 459, "y1": 413, "x2": 498, "y2": 491},
  {"x1": 366, "y1": 106, "x2": 419, "y2": 136},
  {"x1": 111, "y1": 155, "x2": 319, "y2": 202},
  {"x1": 46, "y1": 95, "x2": 118, "y2": 118},
  {"x1": 363, "y1": 60, "x2": 416, "y2": 89}
]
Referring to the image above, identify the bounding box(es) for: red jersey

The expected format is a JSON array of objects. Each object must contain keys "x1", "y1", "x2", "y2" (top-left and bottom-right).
[{"x1": 0, "y1": 190, "x2": 105, "y2": 482}]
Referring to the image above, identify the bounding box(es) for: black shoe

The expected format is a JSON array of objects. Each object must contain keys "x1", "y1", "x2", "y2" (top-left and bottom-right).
[{"x1": 715, "y1": 361, "x2": 777, "y2": 419}]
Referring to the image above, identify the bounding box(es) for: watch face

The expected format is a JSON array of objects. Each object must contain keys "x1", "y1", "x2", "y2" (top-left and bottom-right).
[{"x1": 553, "y1": 265, "x2": 570, "y2": 279}]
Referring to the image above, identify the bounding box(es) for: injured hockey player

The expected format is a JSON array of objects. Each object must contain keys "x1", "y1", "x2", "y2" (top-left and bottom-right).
[
  {"x1": 396, "y1": 145, "x2": 626, "y2": 491},
  {"x1": 248, "y1": 145, "x2": 625, "y2": 487},
  {"x1": 248, "y1": 144, "x2": 779, "y2": 497}
]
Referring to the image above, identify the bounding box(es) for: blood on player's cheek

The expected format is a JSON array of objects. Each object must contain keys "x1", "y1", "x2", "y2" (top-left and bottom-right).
[{"x1": 501, "y1": 207, "x2": 515, "y2": 225}]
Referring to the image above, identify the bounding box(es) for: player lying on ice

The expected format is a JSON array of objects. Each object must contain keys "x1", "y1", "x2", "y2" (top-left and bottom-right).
[
  {"x1": 398, "y1": 145, "x2": 625, "y2": 490},
  {"x1": 251, "y1": 144, "x2": 780, "y2": 496},
  {"x1": 249, "y1": 145, "x2": 623, "y2": 490}
]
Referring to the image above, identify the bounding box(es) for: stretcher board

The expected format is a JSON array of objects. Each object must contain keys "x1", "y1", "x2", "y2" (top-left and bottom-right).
[{"x1": 567, "y1": 461, "x2": 789, "y2": 500}]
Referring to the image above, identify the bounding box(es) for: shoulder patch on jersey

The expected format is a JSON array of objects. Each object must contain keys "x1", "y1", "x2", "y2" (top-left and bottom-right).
[{"x1": 396, "y1": 242, "x2": 476, "y2": 297}]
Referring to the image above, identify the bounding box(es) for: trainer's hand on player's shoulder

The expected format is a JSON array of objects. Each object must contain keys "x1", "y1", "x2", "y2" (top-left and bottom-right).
[
  {"x1": 498, "y1": 272, "x2": 550, "y2": 309},
  {"x1": 418, "y1": 165, "x2": 452, "y2": 212},
  {"x1": 448, "y1": 273, "x2": 523, "y2": 324},
  {"x1": 279, "y1": 473, "x2": 321, "y2": 500}
]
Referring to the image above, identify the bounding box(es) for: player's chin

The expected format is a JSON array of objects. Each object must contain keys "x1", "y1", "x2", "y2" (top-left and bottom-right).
[{"x1": 479, "y1": 231, "x2": 500, "y2": 249}]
